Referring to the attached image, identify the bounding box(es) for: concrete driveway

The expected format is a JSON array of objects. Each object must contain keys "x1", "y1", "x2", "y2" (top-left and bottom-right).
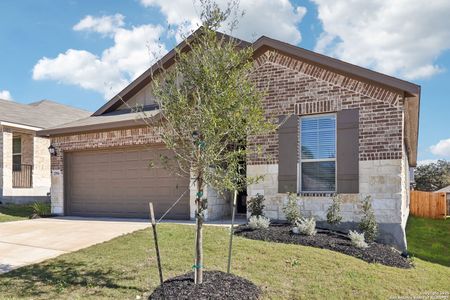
[{"x1": 0, "y1": 217, "x2": 149, "y2": 274}]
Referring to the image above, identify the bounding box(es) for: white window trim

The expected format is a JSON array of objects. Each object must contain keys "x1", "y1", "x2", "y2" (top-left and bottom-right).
[{"x1": 298, "y1": 113, "x2": 337, "y2": 194}]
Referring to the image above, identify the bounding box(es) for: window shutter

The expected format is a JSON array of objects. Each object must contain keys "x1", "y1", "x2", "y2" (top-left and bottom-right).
[
  {"x1": 337, "y1": 109, "x2": 359, "y2": 194},
  {"x1": 278, "y1": 115, "x2": 298, "y2": 193}
]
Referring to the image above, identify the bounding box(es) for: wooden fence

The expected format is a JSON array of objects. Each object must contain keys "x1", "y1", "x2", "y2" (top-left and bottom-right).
[{"x1": 410, "y1": 191, "x2": 447, "y2": 219}]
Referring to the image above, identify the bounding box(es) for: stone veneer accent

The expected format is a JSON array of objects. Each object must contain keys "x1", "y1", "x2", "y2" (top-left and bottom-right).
[
  {"x1": 50, "y1": 126, "x2": 230, "y2": 220},
  {"x1": 247, "y1": 159, "x2": 408, "y2": 250}
]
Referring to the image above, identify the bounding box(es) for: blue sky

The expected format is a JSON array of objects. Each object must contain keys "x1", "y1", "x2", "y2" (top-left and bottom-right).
[{"x1": 0, "y1": 0, "x2": 449, "y2": 163}]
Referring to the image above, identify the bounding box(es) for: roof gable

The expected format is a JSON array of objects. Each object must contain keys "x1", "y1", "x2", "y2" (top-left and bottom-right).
[{"x1": 66, "y1": 29, "x2": 421, "y2": 166}]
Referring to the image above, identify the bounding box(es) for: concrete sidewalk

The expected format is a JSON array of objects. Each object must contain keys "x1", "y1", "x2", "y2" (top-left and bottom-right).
[{"x1": 0, "y1": 217, "x2": 149, "y2": 274}]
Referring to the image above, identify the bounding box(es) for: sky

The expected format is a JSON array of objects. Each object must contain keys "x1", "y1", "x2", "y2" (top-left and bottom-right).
[{"x1": 0, "y1": 0, "x2": 449, "y2": 164}]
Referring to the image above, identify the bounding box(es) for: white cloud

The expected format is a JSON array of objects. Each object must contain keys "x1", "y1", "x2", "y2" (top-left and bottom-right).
[
  {"x1": 73, "y1": 14, "x2": 125, "y2": 36},
  {"x1": 140, "y1": 0, "x2": 307, "y2": 44},
  {"x1": 33, "y1": 20, "x2": 167, "y2": 99},
  {"x1": 0, "y1": 90, "x2": 13, "y2": 101},
  {"x1": 312, "y1": 0, "x2": 450, "y2": 80},
  {"x1": 417, "y1": 159, "x2": 438, "y2": 166},
  {"x1": 430, "y1": 138, "x2": 450, "y2": 157}
]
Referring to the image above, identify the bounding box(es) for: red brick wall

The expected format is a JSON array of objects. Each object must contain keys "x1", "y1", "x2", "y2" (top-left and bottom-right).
[
  {"x1": 50, "y1": 126, "x2": 162, "y2": 171},
  {"x1": 248, "y1": 51, "x2": 404, "y2": 165},
  {"x1": 50, "y1": 50, "x2": 405, "y2": 169}
]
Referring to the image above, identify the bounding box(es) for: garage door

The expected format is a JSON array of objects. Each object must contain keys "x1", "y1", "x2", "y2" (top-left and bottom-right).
[{"x1": 65, "y1": 147, "x2": 189, "y2": 219}]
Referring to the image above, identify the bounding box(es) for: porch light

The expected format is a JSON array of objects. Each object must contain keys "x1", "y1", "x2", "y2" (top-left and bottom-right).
[{"x1": 48, "y1": 144, "x2": 57, "y2": 156}]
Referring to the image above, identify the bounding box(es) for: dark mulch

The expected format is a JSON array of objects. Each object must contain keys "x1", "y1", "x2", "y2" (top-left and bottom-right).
[
  {"x1": 235, "y1": 224, "x2": 412, "y2": 269},
  {"x1": 149, "y1": 271, "x2": 261, "y2": 300}
]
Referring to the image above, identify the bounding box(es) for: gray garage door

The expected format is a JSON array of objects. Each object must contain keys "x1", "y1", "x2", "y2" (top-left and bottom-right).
[{"x1": 65, "y1": 146, "x2": 189, "y2": 219}]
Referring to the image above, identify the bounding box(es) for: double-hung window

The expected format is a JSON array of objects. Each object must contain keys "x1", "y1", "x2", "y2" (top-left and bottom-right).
[
  {"x1": 300, "y1": 114, "x2": 336, "y2": 192},
  {"x1": 13, "y1": 137, "x2": 22, "y2": 172}
]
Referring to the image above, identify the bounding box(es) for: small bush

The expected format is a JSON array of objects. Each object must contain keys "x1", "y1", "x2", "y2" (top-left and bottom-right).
[
  {"x1": 282, "y1": 192, "x2": 301, "y2": 225},
  {"x1": 294, "y1": 217, "x2": 317, "y2": 236},
  {"x1": 247, "y1": 194, "x2": 265, "y2": 217},
  {"x1": 31, "y1": 202, "x2": 51, "y2": 217},
  {"x1": 349, "y1": 230, "x2": 368, "y2": 249},
  {"x1": 326, "y1": 194, "x2": 343, "y2": 226},
  {"x1": 248, "y1": 215, "x2": 270, "y2": 230},
  {"x1": 359, "y1": 195, "x2": 378, "y2": 242}
]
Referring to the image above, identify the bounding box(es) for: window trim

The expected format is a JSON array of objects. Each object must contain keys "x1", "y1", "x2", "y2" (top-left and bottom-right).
[{"x1": 298, "y1": 113, "x2": 337, "y2": 193}]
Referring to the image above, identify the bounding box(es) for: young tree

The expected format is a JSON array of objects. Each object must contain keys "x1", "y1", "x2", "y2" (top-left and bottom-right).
[
  {"x1": 147, "y1": 1, "x2": 275, "y2": 284},
  {"x1": 326, "y1": 194, "x2": 343, "y2": 231},
  {"x1": 414, "y1": 160, "x2": 450, "y2": 191},
  {"x1": 359, "y1": 195, "x2": 378, "y2": 242}
]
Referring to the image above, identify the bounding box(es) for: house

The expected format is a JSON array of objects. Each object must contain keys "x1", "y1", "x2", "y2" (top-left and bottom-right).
[
  {"x1": 436, "y1": 185, "x2": 450, "y2": 216},
  {"x1": 38, "y1": 31, "x2": 420, "y2": 251},
  {"x1": 0, "y1": 99, "x2": 91, "y2": 204}
]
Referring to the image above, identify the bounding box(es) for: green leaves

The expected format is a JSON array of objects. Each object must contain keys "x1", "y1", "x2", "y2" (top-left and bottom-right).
[
  {"x1": 414, "y1": 160, "x2": 450, "y2": 191},
  {"x1": 151, "y1": 25, "x2": 275, "y2": 193}
]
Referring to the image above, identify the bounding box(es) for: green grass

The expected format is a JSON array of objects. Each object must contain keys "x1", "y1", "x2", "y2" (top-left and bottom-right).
[
  {"x1": 406, "y1": 216, "x2": 450, "y2": 267},
  {"x1": 0, "y1": 204, "x2": 35, "y2": 222},
  {"x1": 0, "y1": 224, "x2": 448, "y2": 300}
]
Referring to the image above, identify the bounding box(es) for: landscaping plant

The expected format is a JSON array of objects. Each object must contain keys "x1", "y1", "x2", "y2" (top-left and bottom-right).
[
  {"x1": 248, "y1": 215, "x2": 270, "y2": 230},
  {"x1": 31, "y1": 202, "x2": 51, "y2": 218},
  {"x1": 247, "y1": 194, "x2": 265, "y2": 217},
  {"x1": 283, "y1": 192, "x2": 302, "y2": 225},
  {"x1": 294, "y1": 217, "x2": 317, "y2": 236},
  {"x1": 359, "y1": 195, "x2": 378, "y2": 242},
  {"x1": 349, "y1": 230, "x2": 369, "y2": 249},
  {"x1": 326, "y1": 194, "x2": 343, "y2": 231},
  {"x1": 144, "y1": 0, "x2": 275, "y2": 284}
]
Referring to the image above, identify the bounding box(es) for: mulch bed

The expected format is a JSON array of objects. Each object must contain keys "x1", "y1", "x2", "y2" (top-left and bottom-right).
[
  {"x1": 149, "y1": 270, "x2": 261, "y2": 300},
  {"x1": 234, "y1": 224, "x2": 412, "y2": 269}
]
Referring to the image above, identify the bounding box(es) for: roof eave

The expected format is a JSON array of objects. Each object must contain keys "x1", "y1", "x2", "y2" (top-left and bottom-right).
[{"x1": 37, "y1": 112, "x2": 162, "y2": 137}]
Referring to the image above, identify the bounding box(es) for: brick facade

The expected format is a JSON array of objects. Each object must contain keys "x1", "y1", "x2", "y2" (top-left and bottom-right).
[
  {"x1": 50, "y1": 126, "x2": 163, "y2": 171},
  {"x1": 248, "y1": 51, "x2": 405, "y2": 165}
]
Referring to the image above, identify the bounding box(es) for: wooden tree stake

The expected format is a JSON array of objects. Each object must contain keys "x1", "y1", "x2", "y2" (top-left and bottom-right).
[
  {"x1": 149, "y1": 202, "x2": 164, "y2": 286},
  {"x1": 227, "y1": 190, "x2": 238, "y2": 273}
]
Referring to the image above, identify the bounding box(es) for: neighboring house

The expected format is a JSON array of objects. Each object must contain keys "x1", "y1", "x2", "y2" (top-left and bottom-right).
[
  {"x1": 436, "y1": 185, "x2": 450, "y2": 216},
  {"x1": 38, "y1": 31, "x2": 420, "y2": 251},
  {"x1": 0, "y1": 99, "x2": 91, "y2": 204}
]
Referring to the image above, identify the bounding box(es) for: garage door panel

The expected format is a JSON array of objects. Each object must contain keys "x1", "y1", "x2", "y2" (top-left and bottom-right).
[{"x1": 66, "y1": 147, "x2": 189, "y2": 219}]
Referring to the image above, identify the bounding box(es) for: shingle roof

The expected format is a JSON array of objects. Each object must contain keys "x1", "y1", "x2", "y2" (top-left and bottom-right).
[
  {"x1": 0, "y1": 99, "x2": 91, "y2": 129},
  {"x1": 38, "y1": 109, "x2": 159, "y2": 136}
]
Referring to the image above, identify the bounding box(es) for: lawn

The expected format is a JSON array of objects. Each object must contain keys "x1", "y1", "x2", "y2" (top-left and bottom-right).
[
  {"x1": 406, "y1": 216, "x2": 450, "y2": 267},
  {"x1": 0, "y1": 224, "x2": 448, "y2": 299},
  {"x1": 0, "y1": 204, "x2": 35, "y2": 222}
]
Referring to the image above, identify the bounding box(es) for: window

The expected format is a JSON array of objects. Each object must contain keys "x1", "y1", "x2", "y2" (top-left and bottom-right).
[
  {"x1": 300, "y1": 114, "x2": 336, "y2": 192},
  {"x1": 12, "y1": 137, "x2": 22, "y2": 171}
]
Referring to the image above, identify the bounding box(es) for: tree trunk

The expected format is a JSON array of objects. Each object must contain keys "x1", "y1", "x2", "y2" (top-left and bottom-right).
[{"x1": 195, "y1": 175, "x2": 204, "y2": 284}]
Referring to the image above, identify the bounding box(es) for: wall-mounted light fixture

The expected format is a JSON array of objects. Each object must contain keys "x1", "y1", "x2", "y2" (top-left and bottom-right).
[{"x1": 48, "y1": 144, "x2": 57, "y2": 156}]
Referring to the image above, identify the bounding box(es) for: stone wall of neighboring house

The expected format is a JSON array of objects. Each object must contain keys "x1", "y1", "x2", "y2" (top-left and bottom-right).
[
  {"x1": 49, "y1": 126, "x2": 230, "y2": 220},
  {"x1": 246, "y1": 51, "x2": 410, "y2": 250},
  {"x1": 0, "y1": 127, "x2": 50, "y2": 204}
]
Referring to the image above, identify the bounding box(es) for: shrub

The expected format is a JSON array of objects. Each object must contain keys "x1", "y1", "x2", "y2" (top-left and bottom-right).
[
  {"x1": 294, "y1": 217, "x2": 317, "y2": 236},
  {"x1": 247, "y1": 194, "x2": 265, "y2": 217},
  {"x1": 349, "y1": 230, "x2": 368, "y2": 249},
  {"x1": 282, "y1": 192, "x2": 301, "y2": 225},
  {"x1": 248, "y1": 216, "x2": 270, "y2": 230},
  {"x1": 326, "y1": 194, "x2": 343, "y2": 227},
  {"x1": 32, "y1": 202, "x2": 51, "y2": 217},
  {"x1": 358, "y1": 195, "x2": 378, "y2": 242}
]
